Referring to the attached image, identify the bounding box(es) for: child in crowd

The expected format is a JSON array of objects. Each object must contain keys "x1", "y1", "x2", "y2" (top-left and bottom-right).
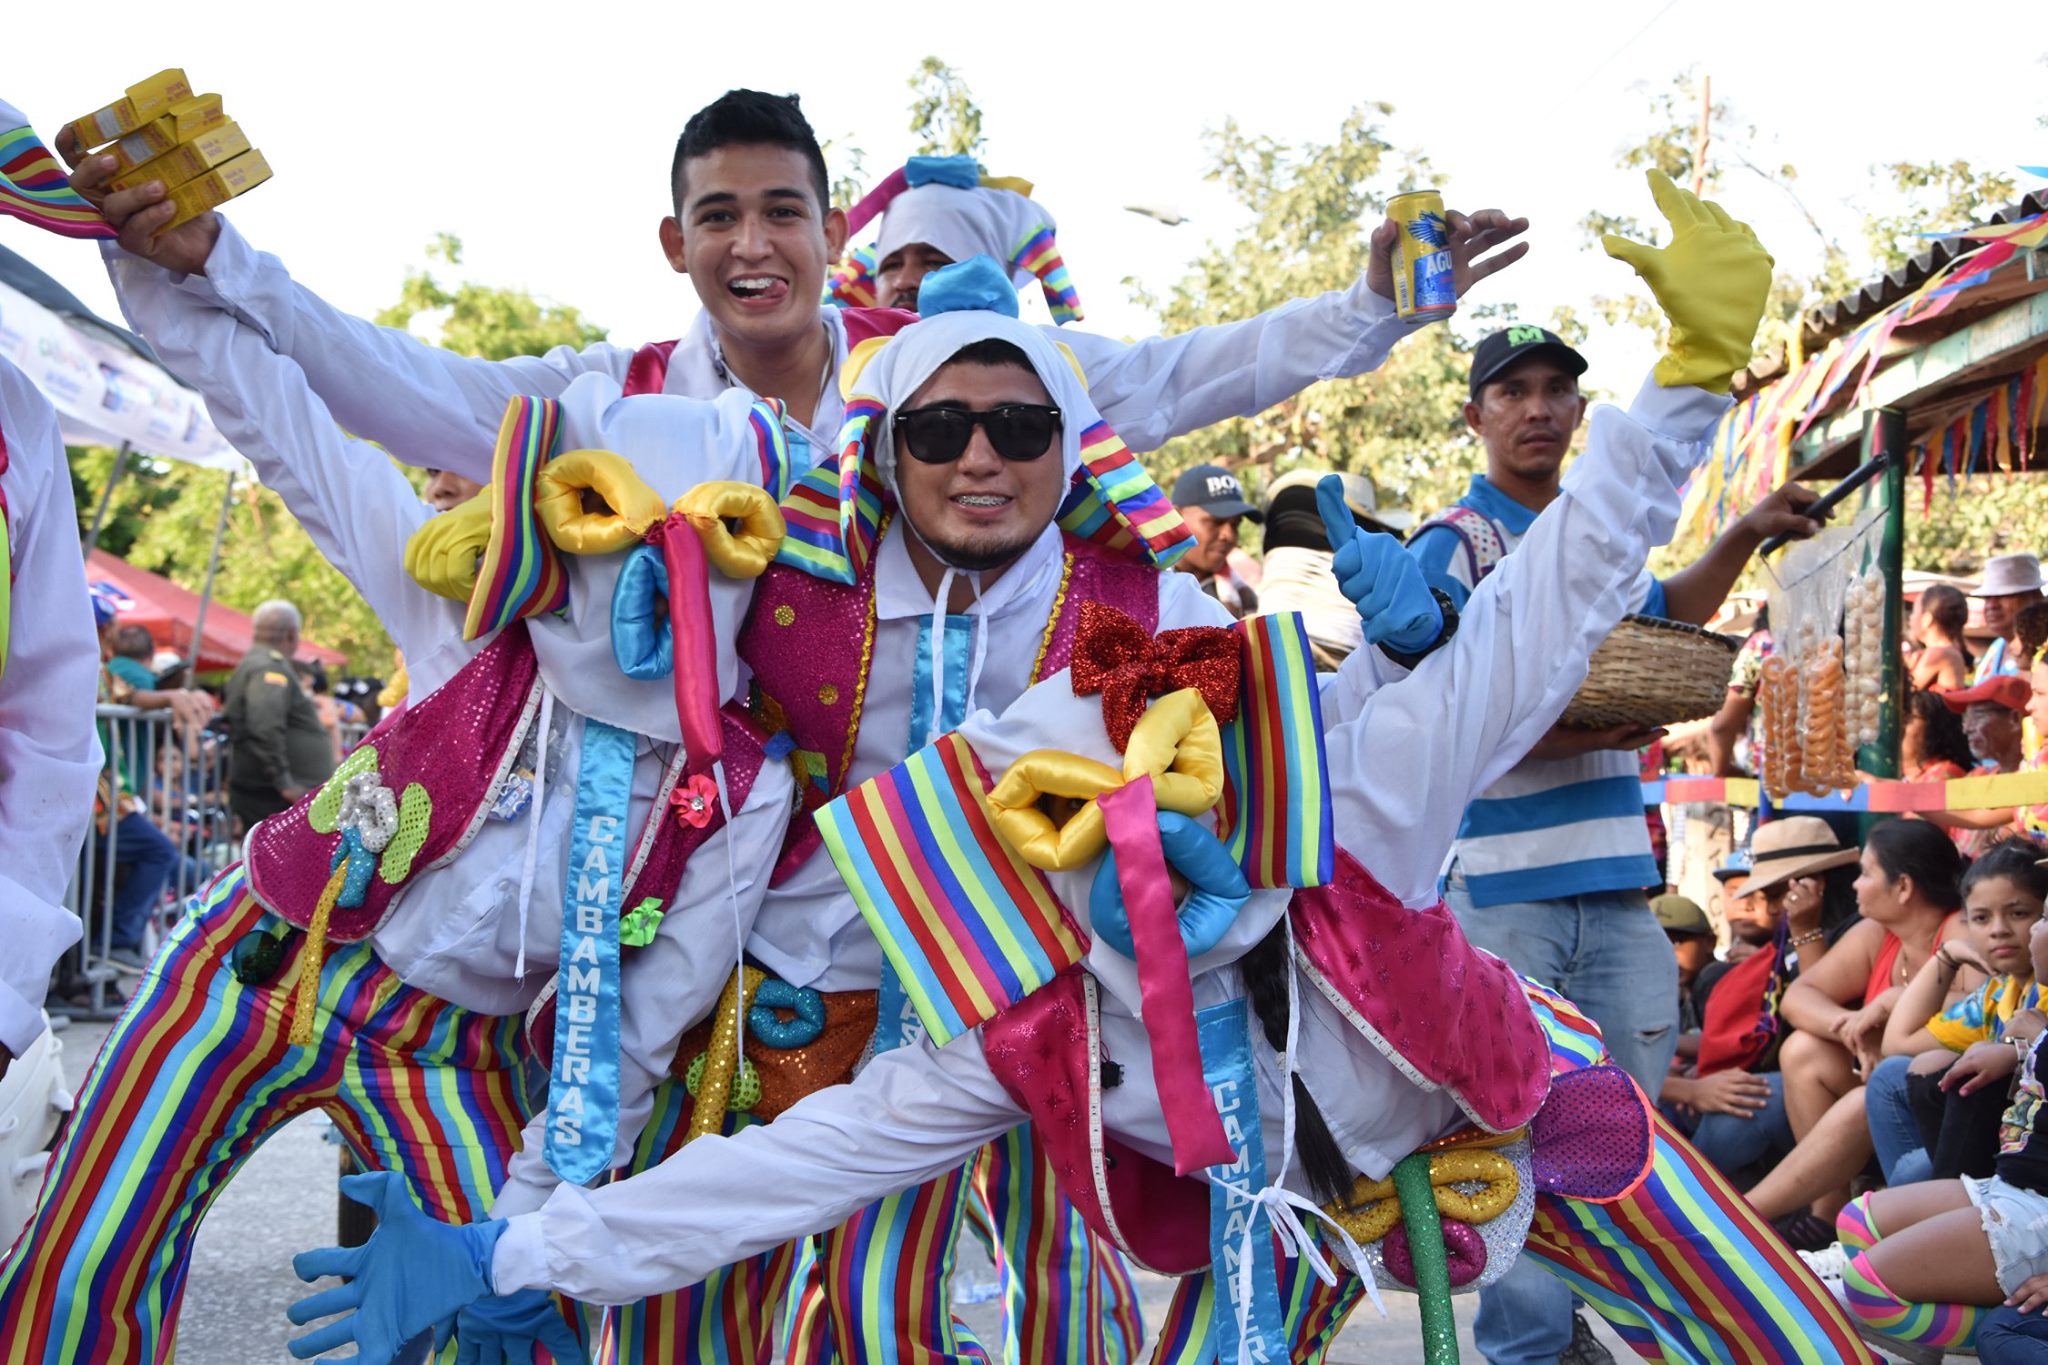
[{"x1": 1837, "y1": 858, "x2": 2048, "y2": 1363}]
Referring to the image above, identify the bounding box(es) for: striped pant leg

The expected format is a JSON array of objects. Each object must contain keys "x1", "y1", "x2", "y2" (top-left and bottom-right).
[
  {"x1": 1521, "y1": 1113, "x2": 1877, "y2": 1365},
  {"x1": 597, "y1": 1075, "x2": 798, "y2": 1365},
  {"x1": 968, "y1": 1124, "x2": 1145, "y2": 1365},
  {"x1": 801, "y1": 1163, "x2": 993, "y2": 1364},
  {"x1": 0, "y1": 869, "x2": 369, "y2": 1365}
]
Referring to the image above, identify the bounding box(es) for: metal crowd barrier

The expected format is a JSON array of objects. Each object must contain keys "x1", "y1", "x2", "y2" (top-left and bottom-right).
[{"x1": 57, "y1": 705, "x2": 237, "y2": 1020}]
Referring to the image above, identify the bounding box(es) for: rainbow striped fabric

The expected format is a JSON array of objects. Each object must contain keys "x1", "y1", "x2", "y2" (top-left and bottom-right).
[
  {"x1": 1055, "y1": 422, "x2": 1193, "y2": 569},
  {"x1": 0, "y1": 117, "x2": 115, "y2": 239},
  {"x1": 817, "y1": 731, "x2": 1087, "y2": 1045},
  {"x1": 1214, "y1": 612, "x2": 1333, "y2": 889},
  {"x1": 1009, "y1": 223, "x2": 1084, "y2": 324},
  {"x1": 745, "y1": 397, "x2": 801, "y2": 501},
  {"x1": 775, "y1": 396, "x2": 886, "y2": 584},
  {"x1": 825, "y1": 243, "x2": 880, "y2": 309},
  {"x1": 465, "y1": 395, "x2": 568, "y2": 641}
]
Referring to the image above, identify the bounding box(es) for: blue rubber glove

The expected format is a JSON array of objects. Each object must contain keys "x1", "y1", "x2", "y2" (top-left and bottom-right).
[
  {"x1": 1316, "y1": 475, "x2": 1441, "y2": 655},
  {"x1": 287, "y1": 1171, "x2": 507, "y2": 1363},
  {"x1": 1091, "y1": 811, "x2": 1252, "y2": 959},
  {"x1": 454, "y1": 1288, "x2": 585, "y2": 1365}
]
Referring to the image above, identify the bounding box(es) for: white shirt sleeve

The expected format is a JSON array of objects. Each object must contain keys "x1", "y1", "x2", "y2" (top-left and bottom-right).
[
  {"x1": 108, "y1": 254, "x2": 459, "y2": 663},
  {"x1": 491, "y1": 1032, "x2": 1022, "y2": 1304},
  {"x1": 1322, "y1": 376, "x2": 1731, "y2": 906},
  {"x1": 489, "y1": 760, "x2": 794, "y2": 1219},
  {"x1": 1055, "y1": 279, "x2": 1424, "y2": 453},
  {"x1": 111, "y1": 219, "x2": 633, "y2": 482},
  {"x1": 0, "y1": 362, "x2": 100, "y2": 1053}
]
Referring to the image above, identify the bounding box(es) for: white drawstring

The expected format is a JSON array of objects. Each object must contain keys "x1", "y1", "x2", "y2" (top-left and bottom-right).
[
  {"x1": 1228, "y1": 917, "x2": 1382, "y2": 1363},
  {"x1": 962, "y1": 570, "x2": 989, "y2": 718},
  {"x1": 513, "y1": 688, "x2": 556, "y2": 981},
  {"x1": 926, "y1": 567, "x2": 957, "y2": 747}
]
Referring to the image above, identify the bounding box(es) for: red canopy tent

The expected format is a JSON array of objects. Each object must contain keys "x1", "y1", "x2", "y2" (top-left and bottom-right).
[{"x1": 87, "y1": 549, "x2": 347, "y2": 674}]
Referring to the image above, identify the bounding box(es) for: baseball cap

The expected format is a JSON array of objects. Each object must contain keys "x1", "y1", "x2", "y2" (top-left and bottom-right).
[
  {"x1": 1263, "y1": 469, "x2": 1415, "y2": 537},
  {"x1": 1170, "y1": 464, "x2": 1263, "y2": 523},
  {"x1": 1468, "y1": 325, "x2": 1588, "y2": 399},
  {"x1": 1652, "y1": 894, "x2": 1713, "y2": 937},
  {"x1": 1942, "y1": 674, "x2": 2032, "y2": 714}
]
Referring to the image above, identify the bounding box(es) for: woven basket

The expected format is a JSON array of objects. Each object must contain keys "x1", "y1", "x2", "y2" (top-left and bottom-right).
[{"x1": 1559, "y1": 615, "x2": 1740, "y2": 730}]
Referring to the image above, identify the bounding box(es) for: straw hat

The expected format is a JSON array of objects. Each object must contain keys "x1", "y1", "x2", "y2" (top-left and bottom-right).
[{"x1": 1735, "y1": 817, "x2": 1860, "y2": 898}]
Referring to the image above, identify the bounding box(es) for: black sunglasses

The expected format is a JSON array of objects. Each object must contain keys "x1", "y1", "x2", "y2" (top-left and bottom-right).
[{"x1": 894, "y1": 404, "x2": 1062, "y2": 464}]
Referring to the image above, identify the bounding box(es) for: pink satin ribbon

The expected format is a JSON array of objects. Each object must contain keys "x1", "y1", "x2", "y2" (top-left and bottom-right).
[
  {"x1": 657, "y1": 515, "x2": 724, "y2": 770},
  {"x1": 1099, "y1": 776, "x2": 1233, "y2": 1175}
]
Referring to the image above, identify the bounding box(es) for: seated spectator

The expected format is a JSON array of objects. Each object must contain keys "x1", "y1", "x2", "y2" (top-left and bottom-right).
[
  {"x1": 1928, "y1": 674, "x2": 2033, "y2": 853},
  {"x1": 1742, "y1": 819, "x2": 1968, "y2": 1243},
  {"x1": 1685, "y1": 822, "x2": 1861, "y2": 1186},
  {"x1": 1908, "y1": 583, "x2": 1975, "y2": 694},
  {"x1": 1902, "y1": 688, "x2": 1978, "y2": 785},
  {"x1": 1255, "y1": 469, "x2": 1413, "y2": 670},
  {"x1": 1972, "y1": 552, "x2": 2044, "y2": 682},
  {"x1": 103, "y1": 624, "x2": 157, "y2": 693},
  {"x1": 1713, "y1": 849, "x2": 1762, "y2": 963},
  {"x1": 1862, "y1": 845, "x2": 2048, "y2": 1195},
  {"x1": 1831, "y1": 899, "x2": 2048, "y2": 1365}
]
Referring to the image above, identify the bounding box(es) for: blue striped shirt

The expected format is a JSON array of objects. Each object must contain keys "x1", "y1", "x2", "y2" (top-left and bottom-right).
[{"x1": 1409, "y1": 475, "x2": 1665, "y2": 907}]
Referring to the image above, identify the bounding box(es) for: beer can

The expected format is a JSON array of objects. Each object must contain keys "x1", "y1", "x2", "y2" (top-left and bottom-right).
[{"x1": 1388, "y1": 190, "x2": 1457, "y2": 321}]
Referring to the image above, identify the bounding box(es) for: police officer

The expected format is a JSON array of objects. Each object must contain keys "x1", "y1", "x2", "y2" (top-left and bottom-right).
[{"x1": 223, "y1": 600, "x2": 334, "y2": 831}]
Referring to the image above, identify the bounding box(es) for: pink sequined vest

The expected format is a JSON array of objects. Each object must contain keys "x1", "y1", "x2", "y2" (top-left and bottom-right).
[
  {"x1": 982, "y1": 850, "x2": 1552, "y2": 1271},
  {"x1": 740, "y1": 531, "x2": 1160, "y2": 883},
  {"x1": 244, "y1": 625, "x2": 544, "y2": 941}
]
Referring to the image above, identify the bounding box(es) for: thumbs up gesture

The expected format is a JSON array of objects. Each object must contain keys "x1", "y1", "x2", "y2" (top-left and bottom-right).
[
  {"x1": 1602, "y1": 170, "x2": 1775, "y2": 394},
  {"x1": 1317, "y1": 476, "x2": 1441, "y2": 656}
]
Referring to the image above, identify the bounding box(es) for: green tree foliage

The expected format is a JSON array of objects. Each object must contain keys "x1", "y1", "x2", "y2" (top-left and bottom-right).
[
  {"x1": 1134, "y1": 106, "x2": 1528, "y2": 523},
  {"x1": 70, "y1": 239, "x2": 608, "y2": 678},
  {"x1": 907, "y1": 58, "x2": 986, "y2": 159},
  {"x1": 375, "y1": 233, "x2": 607, "y2": 360}
]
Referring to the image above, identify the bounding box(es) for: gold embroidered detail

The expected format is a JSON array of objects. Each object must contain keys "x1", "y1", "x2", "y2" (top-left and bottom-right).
[
  {"x1": 817, "y1": 684, "x2": 841, "y2": 706},
  {"x1": 1030, "y1": 553, "x2": 1079, "y2": 682},
  {"x1": 774, "y1": 604, "x2": 796, "y2": 626}
]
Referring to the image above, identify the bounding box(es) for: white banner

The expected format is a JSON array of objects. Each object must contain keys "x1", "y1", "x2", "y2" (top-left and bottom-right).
[{"x1": 0, "y1": 277, "x2": 246, "y2": 471}]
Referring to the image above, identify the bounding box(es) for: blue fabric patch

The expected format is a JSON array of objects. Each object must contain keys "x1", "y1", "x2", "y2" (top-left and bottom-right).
[
  {"x1": 1198, "y1": 998, "x2": 1284, "y2": 1364},
  {"x1": 917, "y1": 257, "x2": 1020, "y2": 319},
  {"x1": 1460, "y1": 775, "x2": 1653, "y2": 840},
  {"x1": 1461, "y1": 853, "x2": 1663, "y2": 909},
  {"x1": 904, "y1": 154, "x2": 982, "y2": 190}
]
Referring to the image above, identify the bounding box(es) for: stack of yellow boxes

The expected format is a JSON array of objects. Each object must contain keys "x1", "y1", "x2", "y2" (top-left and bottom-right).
[{"x1": 67, "y1": 69, "x2": 269, "y2": 229}]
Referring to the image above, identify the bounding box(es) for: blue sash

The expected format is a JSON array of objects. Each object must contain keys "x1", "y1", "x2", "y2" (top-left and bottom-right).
[
  {"x1": 544, "y1": 717, "x2": 635, "y2": 1182},
  {"x1": 1199, "y1": 998, "x2": 1285, "y2": 1364}
]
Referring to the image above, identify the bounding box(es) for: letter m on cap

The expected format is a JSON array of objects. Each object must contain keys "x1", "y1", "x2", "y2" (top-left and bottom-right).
[{"x1": 1507, "y1": 325, "x2": 1546, "y2": 346}]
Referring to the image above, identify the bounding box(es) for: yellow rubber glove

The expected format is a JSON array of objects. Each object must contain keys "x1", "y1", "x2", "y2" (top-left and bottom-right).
[
  {"x1": 1602, "y1": 170, "x2": 1775, "y2": 394},
  {"x1": 535, "y1": 449, "x2": 667, "y2": 555},
  {"x1": 403, "y1": 484, "x2": 495, "y2": 601}
]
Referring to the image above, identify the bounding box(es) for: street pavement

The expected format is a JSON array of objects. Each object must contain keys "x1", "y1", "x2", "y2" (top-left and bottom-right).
[{"x1": 45, "y1": 1015, "x2": 1636, "y2": 1363}]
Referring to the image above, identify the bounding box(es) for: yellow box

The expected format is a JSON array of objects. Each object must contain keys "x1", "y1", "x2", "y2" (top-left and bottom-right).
[
  {"x1": 68, "y1": 69, "x2": 193, "y2": 149},
  {"x1": 111, "y1": 122, "x2": 250, "y2": 193},
  {"x1": 162, "y1": 148, "x2": 271, "y2": 230},
  {"x1": 104, "y1": 95, "x2": 227, "y2": 174}
]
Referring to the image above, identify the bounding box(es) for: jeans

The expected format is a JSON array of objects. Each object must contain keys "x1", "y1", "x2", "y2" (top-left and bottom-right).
[
  {"x1": 1688, "y1": 1069, "x2": 1793, "y2": 1176},
  {"x1": 1983, "y1": 1306, "x2": 2048, "y2": 1363},
  {"x1": 100, "y1": 810, "x2": 179, "y2": 952},
  {"x1": 1868, "y1": 1052, "x2": 1935, "y2": 1186},
  {"x1": 1448, "y1": 876, "x2": 1679, "y2": 1365}
]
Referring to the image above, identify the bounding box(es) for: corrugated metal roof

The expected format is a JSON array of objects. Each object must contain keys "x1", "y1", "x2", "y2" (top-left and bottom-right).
[{"x1": 1734, "y1": 188, "x2": 2048, "y2": 395}]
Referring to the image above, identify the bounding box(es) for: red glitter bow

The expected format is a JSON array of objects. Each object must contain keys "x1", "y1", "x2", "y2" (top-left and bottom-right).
[{"x1": 1069, "y1": 600, "x2": 1241, "y2": 752}]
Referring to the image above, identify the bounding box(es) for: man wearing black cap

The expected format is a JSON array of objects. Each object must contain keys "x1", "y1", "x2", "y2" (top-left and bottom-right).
[
  {"x1": 1170, "y1": 463, "x2": 1262, "y2": 618},
  {"x1": 1407, "y1": 323, "x2": 1826, "y2": 1365}
]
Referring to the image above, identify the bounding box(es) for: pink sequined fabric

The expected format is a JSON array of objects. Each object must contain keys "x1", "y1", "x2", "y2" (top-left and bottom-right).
[
  {"x1": 246, "y1": 625, "x2": 541, "y2": 941},
  {"x1": 1291, "y1": 848, "x2": 1551, "y2": 1134},
  {"x1": 983, "y1": 971, "x2": 1210, "y2": 1275}
]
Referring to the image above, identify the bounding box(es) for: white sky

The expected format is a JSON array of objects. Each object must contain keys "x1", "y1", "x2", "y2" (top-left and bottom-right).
[{"x1": 9, "y1": 0, "x2": 2046, "y2": 410}]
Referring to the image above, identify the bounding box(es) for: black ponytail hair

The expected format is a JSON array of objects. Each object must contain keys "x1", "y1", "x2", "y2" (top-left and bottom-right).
[
  {"x1": 1239, "y1": 922, "x2": 1354, "y2": 1206},
  {"x1": 1962, "y1": 842, "x2": 2048, "y2": 905}
]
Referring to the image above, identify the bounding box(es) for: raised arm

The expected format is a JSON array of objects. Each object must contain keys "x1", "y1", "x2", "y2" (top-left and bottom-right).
[
  {"x1": 1060, "y1": 208, "x2": 1527, "y2": 452},
  {"x1": 1321, "y1": 376, "x2": 1729, "y2": 906},
  {"x1": 0, "y1": 362, "x2": 101, "y2": 1059}
]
